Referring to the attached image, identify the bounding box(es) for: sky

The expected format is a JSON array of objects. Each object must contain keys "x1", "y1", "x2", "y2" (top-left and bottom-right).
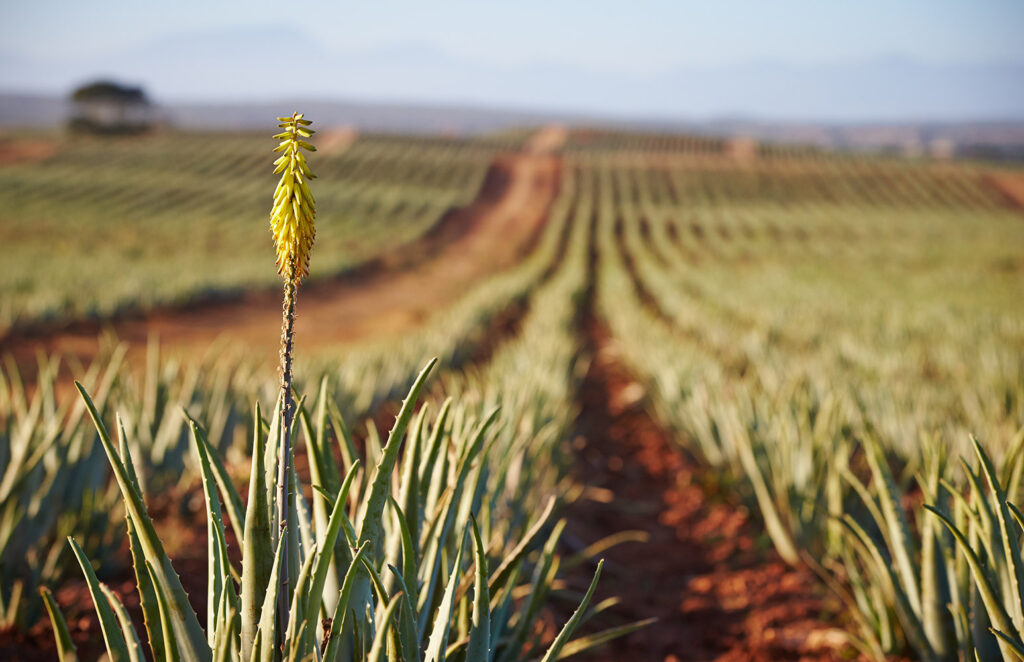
[
  {"x1": 2, "y1": 1, "x2": 1021, "y2": 72},
  {"x1": 1, "y1": 1, "x2": 1022, "y2": 120}
]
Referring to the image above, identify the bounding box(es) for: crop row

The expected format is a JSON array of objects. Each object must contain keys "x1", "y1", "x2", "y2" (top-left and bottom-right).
[
  {"x1": 3, "y1": 152, "x2": 651, "y2": 660},
  {"x1": 0, "y1": 132, "x2": 510, "y2": 333},
  {"x1": 580, "y1": 147, "x2": 1024, "y2": 660}
]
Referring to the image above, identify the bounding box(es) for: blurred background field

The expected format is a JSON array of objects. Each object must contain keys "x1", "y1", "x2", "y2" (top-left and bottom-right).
[{"x1": 1, "y1": 2, "x2": 1024, "y2": 661}]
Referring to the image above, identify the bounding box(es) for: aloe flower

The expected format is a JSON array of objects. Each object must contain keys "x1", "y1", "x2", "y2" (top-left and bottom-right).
[{"x1": 271, "y1": 112, "x2": 317, "y2": 284}]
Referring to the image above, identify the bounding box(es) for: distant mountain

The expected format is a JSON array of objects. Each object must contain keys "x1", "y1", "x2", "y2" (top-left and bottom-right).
[{"x1": 1, "y1": 27, "x2": 1023, "y2": 122}]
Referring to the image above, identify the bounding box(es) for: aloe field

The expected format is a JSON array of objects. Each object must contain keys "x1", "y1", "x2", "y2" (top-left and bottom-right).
[{"x1": 1, "y1": 121, "x2": 1023, "y2": 662}]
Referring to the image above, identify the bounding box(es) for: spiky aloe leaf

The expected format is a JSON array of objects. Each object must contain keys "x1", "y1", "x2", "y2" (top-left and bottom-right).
[
  {"x1": 98, "y1": 583, "x2": 145, "y2": 662},
  {"x1": 306, "y1": 460, "x2": 361, "y2": 623},
  {"x1": 424, "y1": 529, "x2": 468, "y2": 662},
  {"x1": 466, "y1": 518, "x2": 491, "y2": 662},
  {"x1": 554, "y1": 618, "x2": 656, "y2": 660},
  {"x1": 75, "y1": 383, "x2": 209, "y2": 661},
  {"x1": 68, "y1": 538, "x2": 131, "y2": 661},
  {"x1": 358, "y1": 359, "x2": 438, "y2": 554},
  {"x1": 39, "y1": 587, "x2": 78, "y2": 662},
  {"x1": 539, "y1": 560, "x2": 605, "y2": 662},
  {"x1": 926, "y1": 505, "x2": 1019, "y2": 658},
  {"x1": 254, "y1": 534, "x2": 286, "y2": 662},
  {"x1": 837, "y1": 514, "x2": 932, "y2": 657},
  {"x1": 145, "y1": 560, "x2": 181, "y2": 662},
  {"x1": 387, "y1": 563, "x2": 420, "y2": 662},
  {"x1": 366, "y1": 593, "x2": 404, "y2": 662},
  {"x1": 732, "y1": 415, "x2": 799, "y2": 564},
  {"x1": 322, "y1": 542, "x2": 372, "y2": 662},
  {"x1": 191, "y1": 420, "x2": 239, "y2": 645},
  {"x1": 187, "y1": 414, "x2": 246, "y2": 548},
  {"x1": 498, "y1": 520, "x2": 566, "y2": 662},
  {"x1": 971, "y1": 435, "x2": 1024, "y2": 630},
  {"x1": 241, "y1": 403, "x2": 272, "y2": 662},
  {"x1": 284, "y1": 547, "x2": 317, "y2": 648},
  {"x1": 301, "y1": 383, "x2": 342, "y2": 601},
  {"x1": 917, "y1": 446, "x2": 955, "y2": 659},
  {"x1": 990, "y1": 628, "x2": 1024, "y2": 660},
  {"x1": 118, "y1": 419, "x2": 168, "y2": 662},
  {"x1": 489, "y1": 496, "x2": 556, "y2": 596},
  {"x1": 864, "y1": 435, "x2": 922, "y2": 619}
]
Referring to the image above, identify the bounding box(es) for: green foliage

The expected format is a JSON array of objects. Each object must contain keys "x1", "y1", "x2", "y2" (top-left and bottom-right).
[
  {"x1": 580, "y1": 139, "x2": 1024, "y2": 660},
  {"x1": 55, "y1": 367, "x2": 608, "y2": 661}
]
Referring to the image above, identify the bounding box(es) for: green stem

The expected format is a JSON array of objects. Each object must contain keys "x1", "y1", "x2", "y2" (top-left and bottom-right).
[{"x1": 276, "y1": 259, "x2": 297, "y2": 649}]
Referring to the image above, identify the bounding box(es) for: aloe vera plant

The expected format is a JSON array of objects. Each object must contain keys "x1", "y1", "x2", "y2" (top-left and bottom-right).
[{"x1": 49, "y1": 361, "x2": 613, "y2": 661}]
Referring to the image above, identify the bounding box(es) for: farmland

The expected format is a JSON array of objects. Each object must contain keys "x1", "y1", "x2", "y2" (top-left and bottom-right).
[{"x1": 1, "y1": 123, "x2": 1023, "y2": 660}]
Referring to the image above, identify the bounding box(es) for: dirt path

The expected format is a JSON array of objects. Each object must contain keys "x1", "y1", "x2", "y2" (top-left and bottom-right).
[
  {"x1": 563, "y1": 317, "x2": 851, "y2": 661},
  {"x1": 1, "y1": 126, "x2": 566, "y2": 370},
  {"x1": 556, "y1": 214, "x2": 851, "y2": 661}
]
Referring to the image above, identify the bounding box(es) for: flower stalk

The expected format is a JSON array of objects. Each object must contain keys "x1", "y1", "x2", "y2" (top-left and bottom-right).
[{"x1": 269, "y1": 112, "x2": 317, "y2": 647}]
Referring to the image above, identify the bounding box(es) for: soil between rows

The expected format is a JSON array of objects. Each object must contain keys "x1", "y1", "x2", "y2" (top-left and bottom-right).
[{"x1": 561, "y1": 315, "x2": 851, "y2": 662}]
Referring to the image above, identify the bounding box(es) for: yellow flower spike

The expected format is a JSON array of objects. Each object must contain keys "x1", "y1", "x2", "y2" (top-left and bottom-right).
[{"x1": 270, "y1": 112, "x2": 317, "y2": 284}]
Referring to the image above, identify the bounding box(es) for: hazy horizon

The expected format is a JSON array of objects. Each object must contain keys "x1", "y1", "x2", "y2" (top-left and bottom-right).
[{"x1": 2, "y1": 2, "x2": 1023, "y2": 122}]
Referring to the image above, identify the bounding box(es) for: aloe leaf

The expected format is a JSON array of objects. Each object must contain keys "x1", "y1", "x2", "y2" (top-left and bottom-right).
[
  {"x1": 191, "y1": 420, "x2": 238, "y2": 645},
  {"x1": 284, "y1": 546, "x2": 317, "y2": 647},
  {"x1": 466, "y1": 518, "x2": 491, "y2": 662},
  {"x1": 539, "y1": 560, "x2": 605, "y2": 662},
  {"x1": 971, "y1": 435, "x2": 1024, "y2": 630},
  {"x1": 487, "y1": 561, "x2": 521, "y2": 661},
  {"x1": 254, "y1": 533, "x2": 286, "y2": 662},
  {"x1": 917, "y1": 447, "x2": 954, "y2": 659},
  {"x1": 99, "y1": 583, "x2": 145, "y2": 662},
  {"x1": 322, "y1": 541, "x2": 372, "y2": 662},
  {"x1": 241, "y1": 403, "x2": 272, "y2": 662},
  {"x1": 864, "y1": 435, "x2": 922, "y2": 618},
  {"x1": 307, "y1": 459, "x2": 362, "y2": 622},
  {"x1": 497, "y1": 520, "x2": 565, "y2": 662},
  {"x1": 733, "y1": 420, "x2": 799, "y2": 564},
  {"x1": 388, "y1": 497, "x2": 420, "y2": 627},
  {"x1": 357, "y1": 358, "x2": 438, "y2": 554},
  {"x1": 424, "y1": 528, "x2": 467, "y2": 662},
  {"x1": 398, "y1": 403, "x2": 428, "y2": 555},
  {"x1": 926, "y1": 505, "x2": 1019, "y2": 654},
  {"x1": 145, "y1": 559, "x2": 182, "y2": 662},
  {"x1": 990, "y1": 628, "x2": 1024, "y2": 660},
  {"x1": 387, "y1": 564, "x2": 420, "y2": 662},
  {"x1": 367, "y1": 593, "x2": 404, "y2": 662},
  {"x1": 326, "y1": 397, "x2": 358, "y2": 476},
  {"x1": 187, "y1": 414, "x2": 246, "y2": 548},
  {"x1": 39, "y1": 586, "x2": 78, "y2": 662},
  {"x1": 68, "y1": 537, "x2": 132, "y2": 662},
  {"x1": 838, "y1": 515, "x2": 931, "y2": 657},
  {"x1": 489, "y1": 496, "x2": 556, "y2": 595},
  {"x1": 119, "y1": 426, "x2": 168, "y2": 661},
  {"x1": 554, "y1": 617, "x2": 655, "y2": 660},
  {"x1": 75, "y1": 382, "x2": 209, "y2": 660}
]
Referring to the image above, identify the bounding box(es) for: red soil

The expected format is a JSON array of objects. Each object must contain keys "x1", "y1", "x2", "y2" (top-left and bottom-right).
[
  {"x1": 0, "y1": 137, "x2": 58, "y2": 166},
  {"x1": 559, "y1": 317, "x2": 855, "y2": 662},
  {"x1": 986, "y1": 171, "x2": 1024, "y2": 212}
]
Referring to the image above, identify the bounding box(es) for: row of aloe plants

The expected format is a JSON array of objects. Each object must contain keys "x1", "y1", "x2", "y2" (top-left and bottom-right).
[
  {"x1": 36, "y1": 124, "x2": 638, "y2": 659},
  {"x1": 0, "y1": 339, "x2": 266, "y2": 630},
  {"x1": 0, "y1": 126, "x2": 574, "y2": 630},
  {"x1": 45, "y1": 358, "x2": 606, "y2": 661},
  {"x1": 586, "y1": 151, "x2": 1024, "y2": 661}
]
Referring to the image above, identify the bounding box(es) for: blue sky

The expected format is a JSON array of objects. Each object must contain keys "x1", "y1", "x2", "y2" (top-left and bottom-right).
[
  {"x1": 1, "y1": 2, "x2": 1022, "y2": 120},
  {"x1": 2, "y1": 1, "x2": 1021, "y2": 71}
]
